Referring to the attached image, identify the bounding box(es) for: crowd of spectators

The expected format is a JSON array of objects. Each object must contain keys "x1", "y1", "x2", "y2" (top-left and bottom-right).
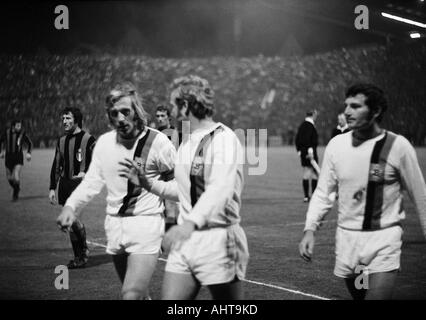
[{"x1": 0, "y1": 42, "x2": 425, "y2": 146}]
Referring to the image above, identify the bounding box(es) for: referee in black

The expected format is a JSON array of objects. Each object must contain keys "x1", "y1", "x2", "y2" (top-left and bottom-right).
[
  {"x1": 49, "y1": 107, "x2": 96, "y2": 269},
  {"x1": 295, "y1": 110, "x2": 319, "y2": 202},
  {"x1": 0, "y1": 119, "x2": 33, "y2": 201}
]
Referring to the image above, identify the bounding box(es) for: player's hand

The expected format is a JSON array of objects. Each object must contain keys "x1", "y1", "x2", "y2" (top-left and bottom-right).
[
  {"x1": 56, "y1": 206, "x2": 76, "y2": 232},
  {"x1": 26, "y1": 153, "x2": 31, "y2": 162},
  {"x1": 162, "y1": 221, "x2": 196, "y2": 252},
  {"x1": 49, "y1": 189, "x2": 57, "y2": 205},
  {"x1": 297, "y1": 151, "x2": 301, "y2": 156},
  {"x1": 118, "y1": 158, "x2": 152, "y2": 190},
  {"x1": 72, "y1": 172, "x2": 85, "y2": 180},
  {"x1": 0, "y1": 152, "x2": 4, "y2": 159},
  {"x1": 299, "y1": 230, "x2": 315, "y2": 262},
  {"x1": 307, "y1": 148, "x2": 314, "y2": 160}
]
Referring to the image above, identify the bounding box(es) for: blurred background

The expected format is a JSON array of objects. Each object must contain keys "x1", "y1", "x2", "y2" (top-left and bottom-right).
[{"x1": 0, "y1": 0, "x2": 425, "y2": 146}]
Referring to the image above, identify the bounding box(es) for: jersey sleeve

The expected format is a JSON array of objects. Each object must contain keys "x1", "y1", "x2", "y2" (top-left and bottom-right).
[
  {"x1": 0, "y1": 131, "x2": 5, "y2": 152},
  {"x1": 155, "y1": 134, "x2": 176, "y2": 175},
  {"x1": 23, "y1": 133, "x2": 33, "y2": 153},
  {"x1": 149, "y1": 134, "x2": 179, "y2": 201},
  {"x1": 85, "y1": 135, "x2": 96, "y2": 170},
  {"x1": 399, "y1": 139, "x2": 426, "y2": 238},
  {"x1": 49, "y1": 139, "x2": 62, "y2": 190}
]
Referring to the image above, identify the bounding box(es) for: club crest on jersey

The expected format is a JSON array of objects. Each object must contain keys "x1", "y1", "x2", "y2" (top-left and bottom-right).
[
  {"x1": 134, "y1": 156, "x2": 145, "y2": 170},
  {"x1": 76, "y1": 148, "x2": 82, "y2": 162},
  {"x1": 368, "y1": 163, "x2": 385, "y2": 182},
  {"x1": 191, "y1": 156, "x2": 204, "y2": 176}
]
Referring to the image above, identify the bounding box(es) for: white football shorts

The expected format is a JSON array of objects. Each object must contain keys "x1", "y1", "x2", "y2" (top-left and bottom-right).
[
  {"x1": 104, "y1": 214, "x2": 164, "y2": 255},
  {"x1": 165, "y1": 223, "x2": 249, "y2": 285},
  {"x1": 334, "y1": 225, "x2": 402, "y2": 278}
]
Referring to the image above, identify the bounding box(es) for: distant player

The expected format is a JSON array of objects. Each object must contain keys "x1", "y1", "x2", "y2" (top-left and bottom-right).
[
  {"x1": 125, "y1": 75, "x2": 249, "y2": 300},
  {"x1": 299, "y1": 83, "x2": 426, "y2": 300},
  {"x1": 56, "y1": 82, "x2": 176, "y2": 300},
  {"x1": 155, "y1": 105, "x2": 180, "y2": 231},
  {"x1": 49, "y1": 107, "x2": 96, "y2": 269},
  {"x1": 295, "y1": 110, "x2": 319, "y2": 202},
  {"x1": 155, "y1": 104, "x2": 179, "y2": 149},
  {"x1": 0, "y1": 120, "x2": 32, "y2": 201},
  {"x1": 330, "y1": 112, "x2": 350, "y2": 140}
]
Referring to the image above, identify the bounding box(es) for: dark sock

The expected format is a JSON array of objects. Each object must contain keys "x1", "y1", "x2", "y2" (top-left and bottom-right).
[
  {"x1": 302, "y1": 179, "x2": 309, "y2": 198},
  {"x1": 8, "y1": 179, "x2": 14, "y2": 188},
  {"x1": 12, "y1": 181, "x2": 20, "y2": 199},
  {"x1": 70, "y1": 221, "x2": 88, "y2": 259},
  {"x1": 311, "y1": 179, "x2": 318, "y2": 194}
]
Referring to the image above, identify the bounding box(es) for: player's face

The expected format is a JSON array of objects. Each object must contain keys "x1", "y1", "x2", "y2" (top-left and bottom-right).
[
  {"x1": 109, "y1": 96, "x2": 138, "y2": 139},
  {"x1": 62, "y1": 112, "x2": 78, "y2": 134},
  {"x1": 155, "y1": 111, "x2": 169, "y2": 128},
  {"x1": 13, "y1": 122, "x2": 22, "y2": 132},
  {"x1": 344, "y1": 94, "x2": 376, "y2": 131}
]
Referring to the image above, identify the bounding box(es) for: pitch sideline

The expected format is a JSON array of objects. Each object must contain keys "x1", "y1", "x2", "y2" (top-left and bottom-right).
[{"x1": 87, "y1": 239, "x2": 332, "y2": 300}]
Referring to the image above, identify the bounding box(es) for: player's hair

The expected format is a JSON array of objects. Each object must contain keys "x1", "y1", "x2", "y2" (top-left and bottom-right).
[
  {"x1": 105, "y1": 81, "x2": 148, "y2": 129},
  {"x1": 61, "y1": 107, "x2": 83, "y2": 128},
  {"x1": 156, "y1": 105, "x2": 171, "y2": 117},
  {"x1": 345, "y1": 83, "x2": 388, "y2": 123},
  {"x1": 306, "y1": 110, "x2": 317, "y2": 117},
  {"x1": 11, "y1": 119, "x2": 22, "y2": 126},
  {"x1": 170, "y1": 75, "x2": 214, "y2": 120}
]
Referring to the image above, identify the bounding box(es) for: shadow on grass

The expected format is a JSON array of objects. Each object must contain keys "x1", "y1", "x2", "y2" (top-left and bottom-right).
[{"x1": 85, "y1": 254, "x2": 111, "y2": 268}]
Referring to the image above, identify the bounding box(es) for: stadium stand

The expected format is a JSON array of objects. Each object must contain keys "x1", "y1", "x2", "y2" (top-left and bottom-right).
[{"x1": 0, "y1": 42, "x2": 425, "y2": 146}]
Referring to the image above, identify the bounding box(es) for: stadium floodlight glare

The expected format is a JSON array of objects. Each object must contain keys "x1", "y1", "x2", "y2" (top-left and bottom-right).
[
  {"x1": 381, "y1": 12, "x2": 426, "y2": 29},
  {"x1": 410, "y1": 32, "x2": 421, "y2": 38}
]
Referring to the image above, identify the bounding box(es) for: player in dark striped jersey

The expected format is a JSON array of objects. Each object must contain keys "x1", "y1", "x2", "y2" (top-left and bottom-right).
[
  {"x1": 0, "y1": 120, "x2": 33, "y2": 201},
  {"x1": 56, "y1": 82, "x2": 176, "y2": 300},
  {"x1": 299, "y1": 84, "x2": 426, "y2": 299},
  {"x1": 155, "y1": 105, "x2": 179, "y2": 148},
  {"x1": 155, "y1": 105, "x2": 179, "y2": 231},
  {"x1": 49, "y1": 107, "x2": 96, "y2": 269}
]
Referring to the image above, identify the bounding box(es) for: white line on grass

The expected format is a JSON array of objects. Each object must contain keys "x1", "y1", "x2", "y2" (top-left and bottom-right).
[{"x1": 87, "y1": 240, "x2": 331, "y2": 300}]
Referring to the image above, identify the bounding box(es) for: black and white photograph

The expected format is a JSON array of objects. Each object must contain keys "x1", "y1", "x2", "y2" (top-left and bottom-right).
[{"x1": 0, "y1": 0, "x2": 425, "y2": 306}]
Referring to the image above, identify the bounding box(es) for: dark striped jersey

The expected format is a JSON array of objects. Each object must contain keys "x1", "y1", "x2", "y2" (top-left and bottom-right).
[
  {"x1": 50, "y1": 130, "x2": 96, "y2": 190},
  {"x1": 0, "y1": 128, "x2": 32, "y2": 155},
  {"x1": 304, "y1": 131, "x2": 426, "y2": 236}
]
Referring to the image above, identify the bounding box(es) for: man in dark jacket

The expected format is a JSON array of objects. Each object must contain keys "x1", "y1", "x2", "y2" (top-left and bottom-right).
[{"x1": 295, "y1": 110, "x2": 319, "y2": 202}]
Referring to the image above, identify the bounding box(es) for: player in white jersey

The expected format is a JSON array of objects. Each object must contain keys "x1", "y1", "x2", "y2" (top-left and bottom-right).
[
  {"x1": 119, "y1": 75, "x2": 249, "y2": 300},
  {"x1": 56, "y1": 82, "x2": 176, "y2": 300},
  {"x1": 299, "y1": 83, "x2": 426, "y2": 299}
]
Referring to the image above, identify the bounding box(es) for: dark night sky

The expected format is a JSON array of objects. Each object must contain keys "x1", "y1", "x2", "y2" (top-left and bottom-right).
[{"x1": 0, "y1": 0, "x2": 425, "y2": 56}]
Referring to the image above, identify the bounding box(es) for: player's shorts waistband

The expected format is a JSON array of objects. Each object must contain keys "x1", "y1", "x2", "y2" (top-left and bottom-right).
[
  {"x1": 106, "y1": 212, "x2": 163, "y2": 218},
  {"x1": 337, "y1": 222, "x2": 402, "y2": 232}
]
